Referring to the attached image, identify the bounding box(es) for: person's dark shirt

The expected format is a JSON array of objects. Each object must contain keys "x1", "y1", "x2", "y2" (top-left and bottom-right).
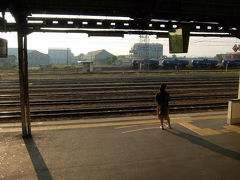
[{"x1": 155, "y1": 91, "x2": 170, "y2": 107}]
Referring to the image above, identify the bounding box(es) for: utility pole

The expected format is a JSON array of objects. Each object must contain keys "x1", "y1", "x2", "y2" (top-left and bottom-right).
[
  {"x1": 139, "y1": 35, "x2": 150, "y2": 71},
  {"x1": 139, "y1": 35, "x2": 150, "y2": 60}
]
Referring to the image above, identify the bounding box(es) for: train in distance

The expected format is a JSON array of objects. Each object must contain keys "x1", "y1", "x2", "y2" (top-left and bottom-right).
[
  {"x1": 222, "y1": 59, "x2": 240, "y2": 68},
  {"x1": 192, "y1": 59, "x2": 240, "y2": 68},
  {"x1": 161, "y1": 59, "x2": 189, "y2": 69},
  {"x1": 132, "y1": 58, "x2": 240, "y2": 69},
  {"x1": 191, "y1": 59, "x2": 218, "y2": 69},
  {"x1": 132, "y1": 59, "x2": 159, "y2": 69}
]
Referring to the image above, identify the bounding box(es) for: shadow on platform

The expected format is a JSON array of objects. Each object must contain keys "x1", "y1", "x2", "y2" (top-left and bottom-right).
[
  {"x1": 24, "y1": 137, "x2": 53, "y2": 180},
  {"x1": 168, "y1": 129, "x2": 240, "y2": 161}
]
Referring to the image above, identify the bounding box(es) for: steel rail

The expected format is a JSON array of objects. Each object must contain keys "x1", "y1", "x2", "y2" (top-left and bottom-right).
[
  {"x1": 0, "y1": 88, "x2": 237, "y2": 100},
  {"x1": 0, "y1": 94, "x2": 236, "y2": 107},
  {"x1": 0, "y1": 82, "x2": 237, "y2": 93},
  {"x1": 0, "y1": 80, "x2": 238, "y2": 88},
  {"x1": 0, "y1": 102, "x2": 228, "y2": 121},
  {"x1": 0, "y1": 76, "x2": 238, "y2": 85}
]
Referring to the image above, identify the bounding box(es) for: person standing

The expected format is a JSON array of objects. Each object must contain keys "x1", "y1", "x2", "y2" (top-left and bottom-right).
[{"x1": 155, "y1": 84, "x2": 171, "y2": 130}]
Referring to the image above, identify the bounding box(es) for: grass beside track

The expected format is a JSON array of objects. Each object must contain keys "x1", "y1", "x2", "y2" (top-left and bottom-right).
[{"x1": 0, "y1": 70, "x2": 239, "y2": 80}]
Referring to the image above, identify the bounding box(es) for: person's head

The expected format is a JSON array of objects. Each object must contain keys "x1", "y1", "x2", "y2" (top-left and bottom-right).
[{"x1": 160, "y1": 84, "x2": 167, "y2": 91}]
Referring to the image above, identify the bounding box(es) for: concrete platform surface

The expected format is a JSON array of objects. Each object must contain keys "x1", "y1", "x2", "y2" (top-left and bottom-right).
[{"x1": 0, "y1": 111, "x2": 240, "y2": 180}]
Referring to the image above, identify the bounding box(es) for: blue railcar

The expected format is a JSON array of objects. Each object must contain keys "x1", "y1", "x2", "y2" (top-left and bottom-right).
[
  {"x1": 222, "y1": 60, "x2": 240, "y2": 68},
  {"x1": 161, "y1": 59, "x2": 189, "y2": 69},
  {"x1": 192, "y1": 59, "x2": 218, "y2": 69},
  {"x1": 132, "y1": 59, "x2": 159, "y2": 69}
]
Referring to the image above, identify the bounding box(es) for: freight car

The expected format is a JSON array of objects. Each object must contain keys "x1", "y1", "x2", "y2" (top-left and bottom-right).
[
  {"x1": 132, "y1": 59, "x2": 159, "y2": 69},
  {"x1": 192, "y1": 59, "x2": 218, "y2": 69},
  {"x1": 222, "y1": 60, "x2": 240, "y2": 68},
  {"x1": 161, "y1": 59, "x2": 189, "y2": 69}
]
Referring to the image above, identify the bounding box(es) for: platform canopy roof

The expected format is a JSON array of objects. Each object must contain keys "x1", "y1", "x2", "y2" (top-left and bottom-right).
[
  {"x1": 1, "y1": 0, "x2": 240, "y2": 37},
  {"x1": 1, "y1": 0, "x2": 240, "y2": 23}
]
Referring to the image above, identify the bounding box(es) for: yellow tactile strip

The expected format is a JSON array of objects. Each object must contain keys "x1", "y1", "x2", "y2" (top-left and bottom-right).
[
  {"x1": 179, "y1": 122, "x2": 234, "y2": 136},
  {"x1": 0, "y1": 114, "x2": 239, "y2": 136}
]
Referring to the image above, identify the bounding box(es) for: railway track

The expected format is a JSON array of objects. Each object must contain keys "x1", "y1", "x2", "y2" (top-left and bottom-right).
[
  {"x1": 0, "y1": 94, "x2": 236, "y2": 107},
  {"x1": 0, "y1": 102, "x2": 228, "y2": 121},
  {"x1": 0, "y1": 87, "x2": 238, "y2": 99},
  {"x1": 0, "y1": 79, "x2": 238, "y2": 88},
  {"x1": 0, "y1": 75, "x2": 237, "y2": 84},
  {"x1": 0, "y1": 84, "x2": 237, "y2": 94},
  {"x1": 0, "y1": 76, "x2": 237, "y2": 121}
]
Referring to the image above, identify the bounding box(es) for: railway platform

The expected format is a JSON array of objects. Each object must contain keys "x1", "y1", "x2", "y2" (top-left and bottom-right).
[{"x1": 0, "y1": 111, "x2": 240, "y2": 180}]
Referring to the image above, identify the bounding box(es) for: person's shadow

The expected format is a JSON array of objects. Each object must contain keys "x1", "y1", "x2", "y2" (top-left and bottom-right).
[
  {"x1": 166, "y1": 128, "x2": 240, "y2": 161},
  {"x1": 24, "y1": 137, "x2": 53, "y2": 180}
]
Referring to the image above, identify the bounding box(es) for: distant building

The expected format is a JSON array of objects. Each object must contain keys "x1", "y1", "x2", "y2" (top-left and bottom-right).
[
  {"x1": 130, "y1": 43, "x2": 163, "y2": 60},
  {"x1": 48, "y1": 48, "x2": 73, "y2": 65},
  {"x1": 72, "y1": 53, "x2": 85, "y2": 65},
  {"x1": 0, "y1": 55, "x2": 16, "y2": 67},
  {"x1": 8, "y1": 48, "x2": 49, "y2": 66},
  {"x1": 28, "y1": 50, "x2": 50, "y2": 67},
  {"x1": 8, "y1": 48, "x2": 18, "y2": 59},
  {"x1": 8, "y1": 48, "x2": 34, "y2": 63},
  {"x1": 83, "y1": 49, "x2": 115, "y2": 65},
  {"x1": 116, "y1": 55, "x2": 132, "y2": 67}
]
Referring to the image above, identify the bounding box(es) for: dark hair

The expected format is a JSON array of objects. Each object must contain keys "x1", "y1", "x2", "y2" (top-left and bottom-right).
[{"x1": 160, "y1": 84, "x2": 167, "y2": 91}]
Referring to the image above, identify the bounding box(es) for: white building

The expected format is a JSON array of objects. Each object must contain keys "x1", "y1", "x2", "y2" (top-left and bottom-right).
[
  {"x1": 83, "y1": 49, "x2": 115, "y2": 65},
  {"x1": 130, "y1": 43, "x2": 163, "y2": 60},
  {"x1": 8, "y1": 48, "x2": 34, "y2": 63},
  {"x1": 28, "y1": 50, "x2": 50, "y2": 67},
  {"x1": 0, "y1": 55, "x2": 16, "y2": 67},
  {"x1": 48, "y1": 48, "x2": 73, "y2": 65}
]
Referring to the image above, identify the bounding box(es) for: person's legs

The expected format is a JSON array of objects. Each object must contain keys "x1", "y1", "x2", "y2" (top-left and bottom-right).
[
  {"x1": 166, "y1": 115, "x2": 171, "y2": 129},
  {"x1": 160, "y1": 116, "x2": 164, "y2": 130},
  {"x1": 157, "y1": 106, "x2": 160, "y2": 120}
]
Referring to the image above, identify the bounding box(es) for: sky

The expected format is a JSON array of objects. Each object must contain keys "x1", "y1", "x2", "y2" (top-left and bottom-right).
[{"x1": 1, "y1": 13, "x2": 240, "y2": 57}]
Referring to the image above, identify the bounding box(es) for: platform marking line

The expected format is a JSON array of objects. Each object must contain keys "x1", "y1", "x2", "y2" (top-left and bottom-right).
[
  {"x1": 0, "y1": 120, "x2": 160, "y2": 133},
  {"x1": 115, "y1": 123, "x2": 157, "y2": 129},
  {"x1": 121, "y1": 126, "x2": 160, "y2": 133},
  {"x1": 224, "y1": 125, "x2": 240, "y2": 133},
  {"x1": 0, "y1": 115, "x2": 226, "y2": 133},
  {"x1": 119, "y1": 116, "x2": 240, "y2": 136},
  {"x1": 178, "y1": 121, "x2": 240, "y2": 136},
  {"x1": 179, "y1": 122, "x2": 222, "y2": 136},
  {"x1": 119, "y1": 123, "x2": 170, "y2": 133},
  {"x1": 117, "y1": 115, "x2": 225, "y2": 133},
  {"x1": 0, "y1": 114, "x2": 237, "y2": 135}
]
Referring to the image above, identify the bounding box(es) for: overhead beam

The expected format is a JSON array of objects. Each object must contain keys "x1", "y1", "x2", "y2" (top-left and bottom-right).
[
  {"x1": 2, "y1": 0, "x2": 240, "y2": 24},
  {"x1": 1, "y1": 16, "x2": 239, "y2": 38},
  {"x1": 27, "y1": 17, "x2": 239, "y2": 33}
]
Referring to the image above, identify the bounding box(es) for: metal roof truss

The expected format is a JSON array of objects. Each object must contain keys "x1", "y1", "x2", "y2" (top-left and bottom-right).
[{"x1": 1, "y1": 16, "x2": 239, "y2": 38}]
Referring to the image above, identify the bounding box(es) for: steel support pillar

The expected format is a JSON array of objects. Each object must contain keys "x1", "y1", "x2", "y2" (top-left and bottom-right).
[
  {"x1": 17, "y1": 32, "x2": 31, "y2": 138},
  {"x1": 238, "y1": 73, "x2": 240, "y2": 99}
]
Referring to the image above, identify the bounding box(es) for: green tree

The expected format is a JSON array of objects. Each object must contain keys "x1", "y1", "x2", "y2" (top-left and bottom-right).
[
  {"x1": 104, "y1": 56, "x2": 117, "y2": 65},
  {"x1": 217, "y1": 55, "x2": 224, "y2": 64}
]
